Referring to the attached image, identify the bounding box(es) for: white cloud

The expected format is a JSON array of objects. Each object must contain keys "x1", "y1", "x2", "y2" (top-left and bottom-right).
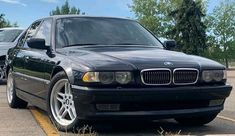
[
  {"x1": 0, "y1": 0, "x2": 26, "y2": 6},
  {"x1": 40, "y1": 0, "x2": 58, "y2": 3}
]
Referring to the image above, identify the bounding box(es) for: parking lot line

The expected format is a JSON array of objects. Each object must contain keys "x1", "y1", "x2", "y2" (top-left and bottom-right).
[
  {"x1": 217, "y1": 115, "x2": 235, "y2": 123},
  {"x1": 30, "y1": 107, "x2": 59, "y2": 136}
]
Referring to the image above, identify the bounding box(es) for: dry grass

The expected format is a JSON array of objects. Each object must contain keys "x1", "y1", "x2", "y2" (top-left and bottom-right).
[
  {"x1": 60, "y1": 125, "x2": 97, "y2": 136},
  {"x1": 76, "y1": 125, "x2": 98, "y2": 136},
  {"x1": 157, "y1": 127, "x2": 186, "y2": 136}
]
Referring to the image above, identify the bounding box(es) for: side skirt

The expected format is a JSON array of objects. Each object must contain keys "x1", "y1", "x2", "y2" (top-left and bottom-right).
[{"x1": 16, "y1": 88, "x2": 47, "y2": 111}]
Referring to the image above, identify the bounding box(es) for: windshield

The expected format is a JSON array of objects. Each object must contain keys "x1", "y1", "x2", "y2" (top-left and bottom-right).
[
  {"x1": 0, "y1": 29, "x2": 23, "y2": 42},
  {"x1": 56, "y1": 17, "x2": 163, "y2": 48}
]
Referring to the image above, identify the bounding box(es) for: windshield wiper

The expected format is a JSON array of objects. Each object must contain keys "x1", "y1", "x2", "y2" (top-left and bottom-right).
[
  {"x1": 63, "y1": 43, "x2": 101, "y2": 48},
  {"x1": 110, "y1": 43, "x2": 147, "y2": 45},
  {"x1": 110, "y1": 43, "x2": 161, "y2": 48}
]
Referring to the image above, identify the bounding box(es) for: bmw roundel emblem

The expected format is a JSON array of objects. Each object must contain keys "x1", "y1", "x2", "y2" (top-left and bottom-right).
[{"x1": 164, "y1": 62, "x2": 173, "y2": 66}]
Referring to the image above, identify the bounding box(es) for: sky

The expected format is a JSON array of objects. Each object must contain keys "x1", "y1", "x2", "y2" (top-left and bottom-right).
[{"x1": 0, "y1": 0, "x2": 222, "y2": 28}]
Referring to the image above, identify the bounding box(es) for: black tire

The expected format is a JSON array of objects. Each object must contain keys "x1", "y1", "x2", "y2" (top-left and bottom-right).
[
  {"x1": 47, "y1": 71, "x2": 79, "y2": 132},
  {"x1": 175, "y1": 114, "x2": 218, "y2": 126},
  {"x1": 7, "y1": 69, "x2": 28, "y2": 108},
  {"x1": 0, "y1": 65, "x2": 6, "y2": 85},
  {"x1": 0, "y1": 79, "x2": 7, "y2": 85}
]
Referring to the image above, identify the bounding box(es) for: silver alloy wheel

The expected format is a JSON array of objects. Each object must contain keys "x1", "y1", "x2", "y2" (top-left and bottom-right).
[
  {"x1": 50, "y1": 79, "x2": 77, "y2": 126},
  {"x1": 6, "y1": 72, "x2": 14, "y2": 104}
]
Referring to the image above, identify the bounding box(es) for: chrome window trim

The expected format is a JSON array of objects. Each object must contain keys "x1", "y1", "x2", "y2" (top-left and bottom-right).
[
  {"x1": 173, "y1": 68, "x2": 199, "y2": 85},
  {"x1": 140, "y1": 68, "x2": 172, "y2": 86}
]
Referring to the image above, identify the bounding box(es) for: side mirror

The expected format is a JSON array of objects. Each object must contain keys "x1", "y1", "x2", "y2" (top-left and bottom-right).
[
  {"x1": 27, "y1": 38, "x2": 49, "y2": 50},
  {"x1": 164, "y1": 40, "x2": 176, "y2": 50}
]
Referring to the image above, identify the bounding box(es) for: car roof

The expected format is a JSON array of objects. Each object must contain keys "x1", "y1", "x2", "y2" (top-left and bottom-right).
[
  {"x1": 0, "y1": 27, "x2": 24, "y2": 31},
  {"x1": 43, "y1": 15, "x2": 135, "y2": 21}
]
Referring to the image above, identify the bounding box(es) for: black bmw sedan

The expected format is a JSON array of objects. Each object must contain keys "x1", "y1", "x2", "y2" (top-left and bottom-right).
[{"x1": 6, "y1": 15, "x2": 232, "y2": 131}]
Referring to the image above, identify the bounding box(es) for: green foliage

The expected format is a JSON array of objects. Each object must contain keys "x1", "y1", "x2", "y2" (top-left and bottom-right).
[
  {"x1": 131, "y1": 0, "x2": 234, "y2": 67},
  {"x1": 0, "y1": 14, "x2": 18, "y2": 28},
  {"x1": 131, "y1": 0, "x2": 207, "y2": 56},
  {"x1": 206, "y1": 0, "x2": 235, "y2": 68},
  {"x1": 169, "y1": 0, "x2": 207, "y2": 55},
  {"x1": 131, "y1": 0, "x2": 181, "y2": 38},
  {"x1": 50, "y1": 0, "x2": 81, "y2": 15}
]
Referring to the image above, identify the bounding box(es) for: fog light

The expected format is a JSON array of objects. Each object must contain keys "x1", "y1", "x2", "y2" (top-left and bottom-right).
[
  {"x1": 96, "y1": 104, "x2": 120, "y2": 111},
  {"x1": 209, "y1": 99, "x2": 224, "y2": 106}
]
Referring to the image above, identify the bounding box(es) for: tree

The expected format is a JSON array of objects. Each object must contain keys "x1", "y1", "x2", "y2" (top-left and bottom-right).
[
  {"x1": 206, "y1": 0, "x2": 235, "y2": 68},
  {"x1": 131, "y1": 0, "x2": 208, "y2": 55},
  {"x1": 131, "y1": 0, "x2": 181, "y2": 38},
  {"x1": 0, "y1": 14, "x2": 17, "y2": 28},
  {"x1": 169, "y1": 0, "x2": 207, "y2": 55},
  {"x1": 50, "y1": 0, "x2": 81, "y2": 16}
]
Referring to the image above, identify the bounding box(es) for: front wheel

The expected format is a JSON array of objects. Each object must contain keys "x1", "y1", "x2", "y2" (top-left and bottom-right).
[
  {"x1": 48, "y1": 72, "x2": 79, "y2": 131},
  {"x1": 175, "y1": 114, "x2": 218, "y2": 126}
]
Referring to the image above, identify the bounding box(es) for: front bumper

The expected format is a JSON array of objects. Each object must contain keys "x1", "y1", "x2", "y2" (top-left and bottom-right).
[{"x1": 72, "y1": 85, "x2": 232, "y2": 120}]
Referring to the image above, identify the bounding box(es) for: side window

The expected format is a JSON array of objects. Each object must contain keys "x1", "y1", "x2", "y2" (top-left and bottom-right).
[
  {"x1": 35, "y1": 19, "x2": 52, "y2": 46},
  {"x1": 27, "y1": 21, "x2": 41, "y2": 40},
  {"x1": 20, "y1": 21, "x2": 41, "y2": 48},
  {"x1": 17, "y1": 32, "x2": 27, "y2": 47}
]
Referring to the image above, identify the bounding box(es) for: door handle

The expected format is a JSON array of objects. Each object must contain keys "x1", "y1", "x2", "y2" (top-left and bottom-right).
[{"x1": 25, "y1": 56, "x2": 29, "y2": 63}]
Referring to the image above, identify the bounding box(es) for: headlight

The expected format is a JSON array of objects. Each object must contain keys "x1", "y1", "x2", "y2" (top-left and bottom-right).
[
  {"x1": 213, "y1": 70, "x2": 225, "y2": 81},
  {"x1": 115, "y1": 72, "x2": 132, "y2": 84},
  {"x1": 202, "y1": 71, "x2": 213, "y2": 82},
  {"x1": 82, "y1": 71, "x2": 132, "y2": 84},
  {"x1": 202, "y1": 70, "x2": 226, "y2": 82},
  {"x1": 99, "y1": 72, "x2": 115, "y2": 84},
  {"x1": 82, "y1": 72, "x2": 115, "y2": 84}
]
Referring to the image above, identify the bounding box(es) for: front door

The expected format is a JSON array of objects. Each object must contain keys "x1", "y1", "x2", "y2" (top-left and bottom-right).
[
  {"x1": 23, "y1": 19, "x2": 53, "y2": 99},
  {"x1": 13, "y1": 21, "x2": 42, "y2": 92}
]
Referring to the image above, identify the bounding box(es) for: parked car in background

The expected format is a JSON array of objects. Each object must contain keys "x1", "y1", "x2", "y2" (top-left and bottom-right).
[
  {"x1": 5, "y1": 16, "x2": 232, "y2": 131},
  {"x1": 0, "y1": 28, "x2": 24, "y2": 82}
]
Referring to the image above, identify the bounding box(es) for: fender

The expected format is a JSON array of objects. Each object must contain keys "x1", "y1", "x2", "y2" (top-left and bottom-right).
[{"x1": 50, "y1": 60, "x2": 91, "y2": 85}]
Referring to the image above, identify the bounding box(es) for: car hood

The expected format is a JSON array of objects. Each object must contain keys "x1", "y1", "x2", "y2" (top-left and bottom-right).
[{"x1": 57, "y1": 46, "x2": 225, "y2": 70}]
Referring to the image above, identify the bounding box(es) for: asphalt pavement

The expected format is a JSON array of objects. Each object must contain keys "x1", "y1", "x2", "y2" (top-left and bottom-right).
[
  {"x1": 0, "y1": 72, "x2": 234, "y2": 136},
  {"x1": 0, "y1": 84, "x2": 46, "y2": 136}
]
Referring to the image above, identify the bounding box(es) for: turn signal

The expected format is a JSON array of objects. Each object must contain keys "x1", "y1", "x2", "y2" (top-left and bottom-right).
[{"x1": 82, "y1": 72, "x2": 99, "y2": 82}]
